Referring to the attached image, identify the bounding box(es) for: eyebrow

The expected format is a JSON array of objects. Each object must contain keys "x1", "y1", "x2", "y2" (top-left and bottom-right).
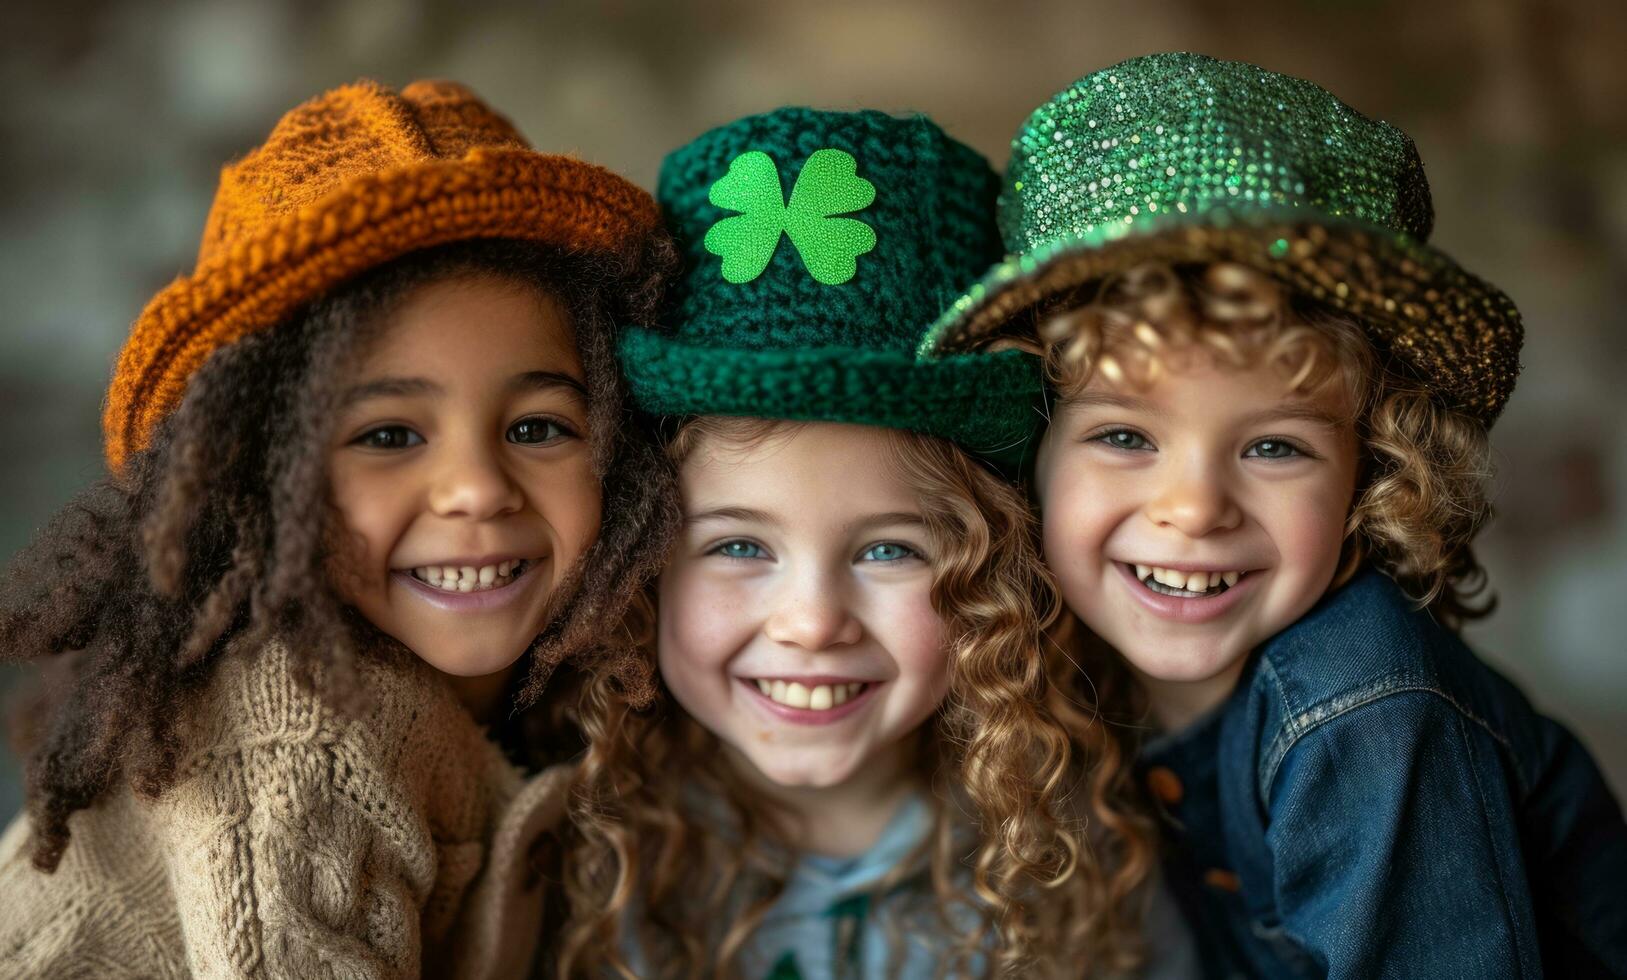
[
  {"x1": 845, "y1": 511, "x2": 927, "y2": 534},
  {"x1": 683, "y1": 508, "x2": 926, "y2": 532},
  {"x1": 340, "y1": 369, "x2": 588, "y2": 407},
  {"x1": 1060, "y1": 391, "x2": 1164, "y2": 415},
  {"x1": 512, "y1": 370, "x2": 589, "y2": 400},
  {"x1": 1240, "y1": 405, "x2": 1350, "y2": 430},
  {"x1": 340, "y1": 377, "x2": 438, "y2": 406},
  {"x1": 686, "y1": 506, "x2": 778, "y2": 528},
  {"x1": 1062, "y1": 391, "x2": 1347, "y2": 429}
]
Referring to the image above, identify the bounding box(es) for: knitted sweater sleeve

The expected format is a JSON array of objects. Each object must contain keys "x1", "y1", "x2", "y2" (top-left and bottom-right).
[{"x1": 153, "y1": 651, "x2": 442, "y2": 980}]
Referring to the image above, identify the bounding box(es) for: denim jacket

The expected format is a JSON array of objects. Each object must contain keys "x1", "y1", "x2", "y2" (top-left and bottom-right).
[{"x1": 1139, "y1": 568, "x2": 1627, "y2": 979}]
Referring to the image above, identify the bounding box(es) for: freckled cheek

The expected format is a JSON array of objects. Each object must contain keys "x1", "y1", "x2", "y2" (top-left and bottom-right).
[
  {"x1": 876, "y1": 590, "x2": 950, "y2": 708},
  {"x1": 657, "y1": 567, "x2": 757, "y2": 700}
]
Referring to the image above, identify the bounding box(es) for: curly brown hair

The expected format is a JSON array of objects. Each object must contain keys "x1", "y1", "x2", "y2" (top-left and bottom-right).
[
  {"x1": 1, "y1": 236, "x2": 680, "y2": 873},
  {"x1": 546, "y1": 417, "x2": 1158, "y2": 979},
  {"x1": 1035, "y1": 260, "x2": 1494, "y2": 626}
]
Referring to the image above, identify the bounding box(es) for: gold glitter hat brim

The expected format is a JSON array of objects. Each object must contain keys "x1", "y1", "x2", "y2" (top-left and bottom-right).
[{"x1": 918, "y1": 205, "x2": 1523, "y2": 425}]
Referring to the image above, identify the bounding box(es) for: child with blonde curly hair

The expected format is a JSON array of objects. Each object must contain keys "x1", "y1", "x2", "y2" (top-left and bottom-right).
[
  {"x1": 545, "y1": 108, "x2": 1177, "y2": 979},
  {"x1": 922, "y1": 54, "x2": 1627, "y2": 979}
]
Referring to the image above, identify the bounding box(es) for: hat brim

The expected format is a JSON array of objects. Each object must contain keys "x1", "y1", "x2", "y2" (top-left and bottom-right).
[
  {"x1": 918, "y1": 206, "x2": 1522, "y2": 424},
  {"x1": 619, "y1": 326, "x2": 1044, "y2": 469},
  {"x1": 106, "y1": 147, "x2": 660, "y2": 471}
]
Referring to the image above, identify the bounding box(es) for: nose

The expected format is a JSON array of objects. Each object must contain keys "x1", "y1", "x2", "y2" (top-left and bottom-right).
[
  {"x1": 763, "y1": 571, "x2": 864, "y2": 651},
  {"x1": 427, "y1": 435, "x2": 524, "y2": 521},
  {"x1": 1143, "y1": 454, "x2": 1243, "y2": 537}
]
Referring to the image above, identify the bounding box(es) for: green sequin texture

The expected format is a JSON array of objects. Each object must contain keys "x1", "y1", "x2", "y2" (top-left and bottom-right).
[
  {"x1": 919, "y1": 52, "x2": 1524, "y2": 425},
  {"x1": 999, "y1": 52, "x2": 1430, "y2": 254}
]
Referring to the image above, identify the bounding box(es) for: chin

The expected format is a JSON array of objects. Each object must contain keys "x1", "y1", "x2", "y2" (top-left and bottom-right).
[
  {"x1": 1122, "y1": 642, "x2": 1248, "y2": 685},
  {"x1": 409, "y1": 640, "x2": 525, "y2": 679},
  {"x1": 749, "y1": 755, "x2": 854, "y2": 790}
]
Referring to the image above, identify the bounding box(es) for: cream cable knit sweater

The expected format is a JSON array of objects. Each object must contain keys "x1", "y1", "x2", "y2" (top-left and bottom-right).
[{"x1": 0, "y1": 639, "x2": 571, "y2": 979}]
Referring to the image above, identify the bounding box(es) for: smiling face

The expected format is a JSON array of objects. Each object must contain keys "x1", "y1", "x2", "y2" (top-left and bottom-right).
[
  {"x1": 327, "y1": 274, "x2": 601, "y2": 682},
  {"x1": 1035, "y1": 350, "x2": 1360, "y2": 729},
  {"x1": 657, "y1": 422, "x2": 948, "y2": 792}
]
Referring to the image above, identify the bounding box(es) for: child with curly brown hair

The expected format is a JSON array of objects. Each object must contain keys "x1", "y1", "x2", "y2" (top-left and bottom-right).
[
  {"x1": 921, "y1": 54, "x2": 1627, "y2": 979},
  {"x1": 545, "y1": 108, "x2": 1179, "y2": 979},
  {"x1": 0, "y1": 80, "x2": 677, "y2": 978}
]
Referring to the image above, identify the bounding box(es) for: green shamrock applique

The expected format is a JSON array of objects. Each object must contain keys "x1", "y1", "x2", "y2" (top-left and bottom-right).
[{"x1": 703, "y1": 148, "x2": 878, "y2": 286}]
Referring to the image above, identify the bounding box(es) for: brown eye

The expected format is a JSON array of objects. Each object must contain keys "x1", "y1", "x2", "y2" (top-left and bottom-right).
[
  {"x1": 507, "y1": 416, "x2": 574, "y2": 445},
  {"x1": 354, "y1": 425, "x2": 422, "y2": 450}
]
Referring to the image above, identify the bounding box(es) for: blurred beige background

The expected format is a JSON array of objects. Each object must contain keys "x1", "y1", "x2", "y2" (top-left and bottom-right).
[{"x1": 3, "y1": 0, "x2": 1625, "y2": 820}]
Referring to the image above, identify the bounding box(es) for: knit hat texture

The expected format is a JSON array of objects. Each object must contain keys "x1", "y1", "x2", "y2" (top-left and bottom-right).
[
  {"x1": 921, "y1": 52, "x2": 1523, "y2": 425},
  {"x1": 104, "y1": 78, "x2": 662, "y2": 470},
  {"x1": 619, "y1": 107, "x2": 1042, "y2": 459}
]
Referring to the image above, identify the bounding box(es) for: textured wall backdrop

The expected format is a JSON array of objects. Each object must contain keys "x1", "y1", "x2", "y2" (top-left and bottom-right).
[{"x1": 3, "y1": 0, "x2": 1625, "y2": 823}]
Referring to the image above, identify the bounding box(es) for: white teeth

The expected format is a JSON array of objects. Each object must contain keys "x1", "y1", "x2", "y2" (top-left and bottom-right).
[
  {"x1": 1154, "y1": 567, "x2": 1186, "y2": 589},
  {"x1": 756, "y1": 680, "x2": 868, "y2": 711},
  {"x1": 410, "y1": 560, "x2": 527, "y2": 594},
  {"x1": 1138, "y1": 565, "x2": 1242, "y2": 595}
]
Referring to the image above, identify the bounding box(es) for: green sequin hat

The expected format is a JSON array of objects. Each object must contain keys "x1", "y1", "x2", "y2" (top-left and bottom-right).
[
  {"x1": 619, "y1": 107, "x2": 1042, "y2": 461},
  {"x1": 920, "y1": 52, "x2": 1523, "y2": 424}
]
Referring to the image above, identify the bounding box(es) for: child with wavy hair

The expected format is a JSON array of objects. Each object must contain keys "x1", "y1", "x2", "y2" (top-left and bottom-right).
[
  {"x1": 0, "y1": 80, "x2": 677, "y2": 977},
  {"x1": 922, "y1": 54, "x2": 1627, "y2": 978},
  {"x1": 546, "y1": 109, "x2": 1168, "y2": 979}
]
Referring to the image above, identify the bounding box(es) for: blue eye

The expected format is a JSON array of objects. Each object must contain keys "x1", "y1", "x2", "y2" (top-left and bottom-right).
[
  {"x1": 508, "y1": 416, "x2": 574, "y2": 445},
  {"x1": 1093, "y1": 429, "x2": 1151, "y2": 451},
  {"x1": 354, "y1": 425, "x2": 423, "y2": 450},
  {"x1": 712, "y1": 540, "x2": 765, "y2": 560},
  {"x1": 1245, "y1": 439, "x2": 1303, "y2": 459},
  {"x1": 861, "y1": 542, "x2": 918, "y2": 563}
]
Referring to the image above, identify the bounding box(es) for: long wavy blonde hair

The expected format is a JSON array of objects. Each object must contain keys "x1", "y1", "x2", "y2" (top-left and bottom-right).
[{"x1": 546, "y1": 417, "x2": 1159, "y2": 979}]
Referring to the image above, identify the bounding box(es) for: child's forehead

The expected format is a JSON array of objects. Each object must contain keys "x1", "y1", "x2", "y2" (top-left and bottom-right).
[
  {"x1": 358, "y1": 275, "x2": 580, "y2": 374},
  {"x1": 676, "y1": 426, "x2": 925, "y2": 542},
  {"x1": 683, "y1": 420, "x2": 893, "y2": 472}
]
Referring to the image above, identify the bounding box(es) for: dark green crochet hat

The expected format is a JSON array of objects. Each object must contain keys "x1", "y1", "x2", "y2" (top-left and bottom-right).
[
  {"x1": 921, "y1": 52, "x2": 1523, "y2": 425},
  {"x1": 620, "y1": 107, "x2": 1042, "y2": 461}
]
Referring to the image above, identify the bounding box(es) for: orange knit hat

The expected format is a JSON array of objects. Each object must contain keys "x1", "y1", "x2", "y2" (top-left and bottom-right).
[{"x1": 103, "y1": 78, "x2": 662, "y2": 472}]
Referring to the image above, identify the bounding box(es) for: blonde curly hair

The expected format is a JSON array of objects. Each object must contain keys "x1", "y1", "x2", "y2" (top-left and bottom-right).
[
  {"x1": 1036, "y1": 261, "x2": 1494, "y2": 626},
  {"x1": 545, "y1": 417, "x2": 1159, "y2": 979}
]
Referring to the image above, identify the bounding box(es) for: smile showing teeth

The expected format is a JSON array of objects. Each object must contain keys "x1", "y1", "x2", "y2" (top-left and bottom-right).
[
  {"x1": 1133, "y1": 564, "x2": 1242, "y2": 597},
  {"x1": 753, "y1": 679, "x2": 868, "y2": 710},
  {"x1": 409, "y1": 559, "x2": 530, "y2": 593}
]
